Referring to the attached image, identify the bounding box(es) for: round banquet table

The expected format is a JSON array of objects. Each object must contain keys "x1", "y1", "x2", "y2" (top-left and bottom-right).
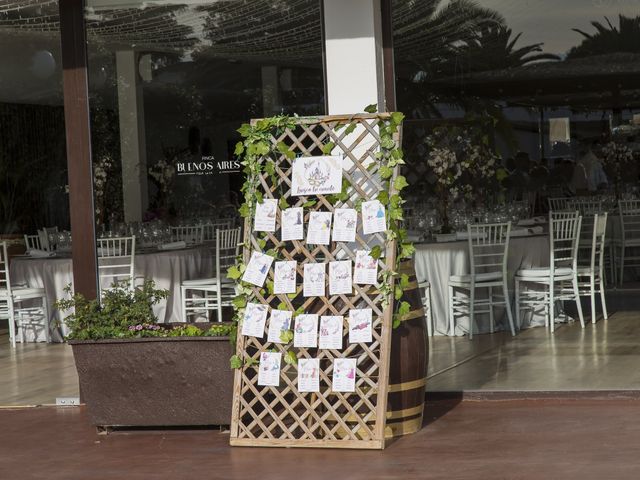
[
  {"x1": 413, "y1": 235, "x2": 550, "y2": 336},
  {"x1": 10, "y1": 246, "x2": 214, "y2": 342}
]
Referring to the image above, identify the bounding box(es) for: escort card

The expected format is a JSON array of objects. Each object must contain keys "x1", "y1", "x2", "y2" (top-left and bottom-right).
[
  {"x1": 258, "y1": 351, "x2": 281, "y2": 387},
  {"x1": 242, "y1": 251, "x2": 274, "y2": 287},
  {"x1": 329, "y1": 260, "x2": 353, "y2": 295},
  {"x1": 348, "y1": 308, "x2": 373, "y2": 343},
  {"x1": 307, "y1": 211, "x2": 332, "y2": 245},
  {"x1": 254, "y1": 198, "x2": 278, "y2": 232},
  {"x1": 362, "y1": 200, "x2": 386, "y2": 235},
  {"x1": 241, "y1": 302, "x2": 268, "y2": 338},
  {"x1": 294, "y1": 314, "x2": 319, "y2": 348},
  {"x1": 353, "y1": 250, "x2": 378, "y2": 285},
  {"x1": 267, "y1": 310, "x2": 293, "y2": 344},
  {"x1": 291, "y1": 155, "x2": 342, "y2": 196},
  {"x1": 319, "y1": 316, "x2": 343, "y2": 350},
  {"x1": 281, "y1": 207, "x2": 304, "y2": 241},
  {"x1": 298, "y1": 358, "x2": 320, "y2": 393},
  {"x1": 332, "y1": 358, "x2": 356, "y2": 393},
  {"x1": 303, "y1": 263, "x2": 326, "y2": 297},
  {"x1": 332, "y1": 208, "x2": 357, "y2": 242},
  {"x1": 273, "y1": 260, "x2": 297, "y2": 294}
]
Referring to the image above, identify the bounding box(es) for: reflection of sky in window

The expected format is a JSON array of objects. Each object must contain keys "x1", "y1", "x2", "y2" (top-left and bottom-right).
[{"x1": 479, "y1": 0, "x2": 640, "y2": 55}]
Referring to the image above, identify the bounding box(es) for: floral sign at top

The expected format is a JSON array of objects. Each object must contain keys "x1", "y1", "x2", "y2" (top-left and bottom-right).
[{"x1": 291, "y1": 155, "x2": 343, "y2": 196}]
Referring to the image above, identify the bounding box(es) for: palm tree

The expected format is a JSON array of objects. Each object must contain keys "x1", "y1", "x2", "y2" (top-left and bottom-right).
[{"x1": 568, "y1": 14, "x2": 640, "y2": 58}]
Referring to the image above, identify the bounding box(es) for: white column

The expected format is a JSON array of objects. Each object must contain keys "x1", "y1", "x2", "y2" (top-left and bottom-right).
[
  {"x1": 323, "y1": 0, "x2": 385, "y2": 114},
  {"x1": 116, "y1": 50, "x2": 148, "y2": 223}
]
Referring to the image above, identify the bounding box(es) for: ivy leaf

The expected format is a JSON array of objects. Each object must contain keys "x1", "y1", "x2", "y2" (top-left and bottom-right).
[
  {"x1": 232, "y1": 296, "x2": 247, "y2": 309},
  {"x1": 234, "y1": 141, "x2": 244, "y2": 156},
  {"x1": 245, "y1": 357, "x2": 257, "y2": 367},
  {"x1": 237, "y1": 124, "x2": 252, "y2": 137},
  {"x1": 227, "y1": 265, "x2": 242, "y2": 280},
  {"x1": 255, "y1": 190, "x2": 264, "y2": 204},
  {"x1": 381, "y1": 137, "x2": 396, "y2": 149},
  {"x1": 284, "y1": 350, "x2": 298, "y2": 366},
  {"x1": 399, "y1": 243, "x2": 416, "y2": 259},
  {"x1": 379, "y1": 165, "x2": 393, "y2": 179},
  {"x1": 400, "y1": 273, "x2": 410, "y2": 289},
  {"x1": 394, "y1": 285, "x2": 403, "y2": 301},
  {"x1": 364, "y1": 103, "x2": 378, "y2": 113},
  {"x1": 230, "y1": 355, "x2": 242, "y2": 369},
  {"x1": 392, "y1": 315, "x2": 401, "y2": 329},
  {"x1": 390, "y1": 112, "x2": 405, "y2": 125},
  {"x1": 238, "y1": 203, "x2": 250, "y2": 217},
  {"x1": 344, "y1": 123, "x2": 357, "y2": 135},
  {"x1": 389, "y1": 206, "x2": 404, "y2": 221},
  {"x1": 266, "y1": 280, "x2": 275, "y2": 295},
  {"x1": 295, "y1": 306, "x2": 305, "y2": 316},
  {"x1": 279, "y1": 329, "x2": 294, "y2": 344},
  {"x1": 390, "y1": 194, "x2": 402, "y2": 208},
  {"x1": 287, "y1": 292, "x2": 297, "y2": 299},
  {"x1": 277, "y1": 141, "x2": 295, "y2": 160},
  {"x1": 302, "y1": 199, "x2": 317, "y2": 208},
  {"x1": 377, "y1": 191, "x2": 389, "y2": 205},
  {"x1": 264, "y1": 161, "x2": 276, "y2": 176},
  {"x1": 370, "y1": 245, "x2": 382, "y2": 259},
  {"x1": 354, "y1": 199, "x2": 363, "y2": 212},
  {"x1": 322, "y1": 142, "x2": 335, "y2": 154},
  {"x1": 257, "y1": 238, "x2": 267, "y2": 250},
  {"x1": 277, "y1": 301, "x2": 287, "y2": 310},
  {"x1": 279, "y1": 197, "x2": 289, "y2": 209},
  {"x1": 394, "y1": 175, "x2": 409, "y2": 191},
  {"x1": 398, "y1": 300, "x2": 411, "y2": 316},
  {"x1": 255, "y1": 141, "x2": 270, "y2": 156}
]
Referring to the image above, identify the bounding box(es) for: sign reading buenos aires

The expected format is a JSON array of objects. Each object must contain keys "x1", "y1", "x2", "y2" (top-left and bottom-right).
[{"x1": 176, "y1": 155, "x2": 241, "y2": 176}]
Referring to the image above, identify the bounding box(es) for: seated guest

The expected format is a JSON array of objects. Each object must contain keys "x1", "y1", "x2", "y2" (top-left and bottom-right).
[{"x1": 570, "y1": 143, "x2": 608, "y2": 194}]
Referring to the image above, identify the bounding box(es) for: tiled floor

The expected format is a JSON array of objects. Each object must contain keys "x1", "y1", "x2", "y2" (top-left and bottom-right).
[{"x1": 3, "y1": 399, "x2": 640, "y2": 479}]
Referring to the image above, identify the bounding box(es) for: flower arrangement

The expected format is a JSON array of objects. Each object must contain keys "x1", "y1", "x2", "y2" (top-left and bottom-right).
[
  {"x1": 148, "y1": 157, "x2": 176, "y2": 197},
  {"x1": 93, "y1": 155, "x2": 114, "y2": 227}
]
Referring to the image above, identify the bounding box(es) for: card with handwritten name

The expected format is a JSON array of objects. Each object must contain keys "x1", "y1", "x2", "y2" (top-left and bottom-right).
[
  {"x1": 362, "y1": 200, "x2": 386, "y2": 235},
  {"x1": 254, "y1": 198, "x2": 278, "y2": 232},
  {"x1": 294, "y1": 314, "x2": 319, "y2": 348},
  {"x1": 242, "y1": 251, "x2": 274, "y2": 287},
  {"x1": 332, "y1": 208, "x2": 357, "y2": 242},
  {"x1": 329, "y1": 260, "x2": 353, "y2": 295},
  {"x1": 298, "y1": 358, "x2": 320, "y2": 393},
  {"x1": 291, "y1": 155, "x2": 342, "y2": 197},
  {"x1": 281, "y1": 207, "x2": 304, "y2": 241},
  {"x1": 303, "y1": 263, "x2": 326, "y2": 297},
  {"x1": 332, "y1": 358, "x2": 356, "y2": 393},
  {"x1": 241, "y1": 302, "x2": 268, "y2": 338},
  {"x1": 307, "y1": 211, "x2": 332, "y2": 245},
  {"x1": 258, "y1": 351, "x2": 281, "y2": 387},
  {"x1": 273, "y1": 261, "x2": 297, "y2": 294},
  {"x1": 319, "y1": 316, "x2": 343, "y2": 350},
  {"x1": 353, "y1": 250, "x2": 378, "y2": 285},
  {"x1": 267, "y1": 310, "x2": 293, "y2": 344},
  {"x1": 348, "y1": 308, "x2": 373, "y2": 343}
]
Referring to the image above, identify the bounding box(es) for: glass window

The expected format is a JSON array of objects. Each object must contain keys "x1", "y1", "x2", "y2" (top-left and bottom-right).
[{"x1": 85, "y1": 0, "x2": 326, "y2": 234}]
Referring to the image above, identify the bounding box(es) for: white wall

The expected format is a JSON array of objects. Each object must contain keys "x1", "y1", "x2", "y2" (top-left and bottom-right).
[{"x1": 323, "y1": 0, "x2": 385, "y2": 115}]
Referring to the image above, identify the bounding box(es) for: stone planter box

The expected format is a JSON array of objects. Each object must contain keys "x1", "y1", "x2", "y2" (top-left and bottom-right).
[{"x1": 70, "y1": 330, "x2": 234, "y2": 428}]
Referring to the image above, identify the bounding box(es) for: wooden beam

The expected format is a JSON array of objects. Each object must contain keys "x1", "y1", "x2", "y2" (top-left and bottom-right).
[
  {"x1": 381, "y1": 0, "x2": 396, "y2": 112},
  {"x1": 59, "y1": 0, "x2": 98, "y2": 300}
]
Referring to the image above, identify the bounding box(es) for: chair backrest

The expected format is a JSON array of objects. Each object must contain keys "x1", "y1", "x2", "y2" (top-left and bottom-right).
[
  {"x1": 618, "y1": 199, "x2": 640, "y2": 244},
  {"x1": 24, "y1": 234, "x2": 43, "y2": 251},
  {"x1": 548, "y1": 197, "x2": 571, "y2": 212},
  {"x1": 549, "y1": 211, "x2": 581, "y2": 272},
  {"x1": 216, "y1": 227, "x2": 242, "y2": 281},
  {"x1": 36, "y1": 229, "x2": 52, "y2": 251},
  {"x1": 0, "y1": 241, "x2": 12, "y2": 298},
  {"x1": 171, "y1": 225, "x2": 204, "y2": 245},
  {"x1": 570, "y1": 198, "x2": 605, "y2": 259},
  {"x1": 588, "y1": 213, "x2": 608, "y2": 273},
  {"x1": 97, "y1": 236, "x2": 136, "y2": 292},
  {"x1": 467, "y1": 222, "x2": 511, "y2": 279},
  {"x1": 203, "y1": 220, "x2": 233, "y2": 243}
]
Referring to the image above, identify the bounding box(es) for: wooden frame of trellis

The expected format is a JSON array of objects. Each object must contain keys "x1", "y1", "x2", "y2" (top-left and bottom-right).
[{"x1": 230, "y1": 113, "x2": 401, "y2": 449}]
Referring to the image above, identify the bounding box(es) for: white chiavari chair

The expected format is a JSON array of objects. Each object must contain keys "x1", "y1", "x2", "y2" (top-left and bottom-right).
[
  {"x1": 575, "y1": 213, "x2": 608, "y2": 323},
  {"x1": 171, "y1": 225, "x2": 205, "y2": 246},
  {"x1": 24, "y1": 234, "x2": 44, "y2": 252},
  {"x1": 181, "y1": 227, "x2": 241, "y2": 322},
  {"x1": 203, "y1": 220, "x2": 233, "y2": 243},
  {"x1": 448, "y1": 222, "x2": 515, "y2": 339},
  {"x1": 0, "y1": 242, "x2": 50, "y2": 347},
  {"x1": 515, "y1": 211, "x2": 584, "y2": 333},
  {"x1": 548, "y1": 197, "x2": 571, "y2": 212},
  {"x1": 97, "y1": 236, "x2": 136, "y2": 294},
  {"x1": 418, "y1": 281, "x2": 434, "y2": 337},
  {"x1": 615, "y1": 199, "x2": 640, "y2": 286}
]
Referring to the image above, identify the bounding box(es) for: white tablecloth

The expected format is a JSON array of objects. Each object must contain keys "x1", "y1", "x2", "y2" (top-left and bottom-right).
[
  {"x1": 413, "y1": 235, "x2": 550, "y2": 336},
  {"x1": 10, "y1": 246, "x2": 214, "y2": 342}
]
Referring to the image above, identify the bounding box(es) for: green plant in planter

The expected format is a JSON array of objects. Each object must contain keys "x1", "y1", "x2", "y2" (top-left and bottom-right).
[{"x1": 55, "y1": 280, "x2": 236, "y2": 340}]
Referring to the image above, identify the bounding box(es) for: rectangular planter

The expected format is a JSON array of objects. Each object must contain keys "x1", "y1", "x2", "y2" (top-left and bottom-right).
[{"x1": 70, "y1": 334, "x2": 234, "y2": 427}]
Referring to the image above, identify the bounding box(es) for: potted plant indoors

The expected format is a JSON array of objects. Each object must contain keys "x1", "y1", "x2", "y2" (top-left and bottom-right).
[{"x1": 56, "y1": 280, "x2": 235, "y2": 429}]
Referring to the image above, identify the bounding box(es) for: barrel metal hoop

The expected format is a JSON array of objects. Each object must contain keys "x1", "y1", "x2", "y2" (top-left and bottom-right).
[
  {"x1": 388, "y1": 377, "x2": 426, "y2": 393},
  {"x1": 386, "y1": 404, "x2": 424, "y2": 420}
]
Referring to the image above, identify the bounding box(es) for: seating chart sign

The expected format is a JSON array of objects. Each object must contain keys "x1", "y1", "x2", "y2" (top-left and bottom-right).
[
  {"x1": 291, "y1": 155, "x2": 343, "y2": 196},
  {"x1": 231, "y1": 114, "x2": 402, "y2": 450}
]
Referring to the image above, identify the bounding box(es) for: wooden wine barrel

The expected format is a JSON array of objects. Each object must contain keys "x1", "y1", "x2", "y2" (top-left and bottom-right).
[{"x1": 385, "y1": 260, "x2": 429, "y2": 439}]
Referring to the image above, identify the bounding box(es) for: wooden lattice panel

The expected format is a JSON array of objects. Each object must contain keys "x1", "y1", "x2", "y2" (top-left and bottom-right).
[{"x1": 230, "y1": 114, "x2": 401, "y2": 449}]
